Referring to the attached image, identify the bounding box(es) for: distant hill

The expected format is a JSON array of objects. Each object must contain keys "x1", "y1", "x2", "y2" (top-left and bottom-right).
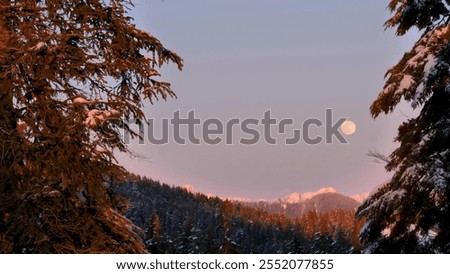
[
  {"x1": 230, "y1": 188, "x2": 365, "y2": 218},
  {"x1": 279, "y1": 187, "x2": 339, "y2": 203}
]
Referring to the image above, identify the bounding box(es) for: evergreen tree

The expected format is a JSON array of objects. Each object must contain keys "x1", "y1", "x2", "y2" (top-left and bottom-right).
[
  {"x1": 146, "y1": 214, "x2": 163, "y2": 253},
  {"x1": 0, "y1": 0, "x2": 182, "y2": 253},
  {"x1": 357, "y1": 0, "x2": 450, "y2": 253}
]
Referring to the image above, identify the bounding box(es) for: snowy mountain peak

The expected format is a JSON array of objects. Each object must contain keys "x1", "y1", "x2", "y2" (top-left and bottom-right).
[
  {"x1": 226, "y1": 197, "x2": 253, "y2": 203},
  {"x1": 280, "y1": 187, "x2": 337, "y2": 204},
  {"x1": 182, "y1": 185, "x2": 198, "y2": 194}
]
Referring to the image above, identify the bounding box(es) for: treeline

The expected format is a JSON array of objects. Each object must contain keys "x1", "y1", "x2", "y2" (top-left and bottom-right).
[{"x1": 111, "y1": 174, "x2": 364, "y2": 254}]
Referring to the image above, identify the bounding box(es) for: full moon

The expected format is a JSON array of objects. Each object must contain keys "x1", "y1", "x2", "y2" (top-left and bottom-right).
[{"x1": 341, "y1": 120, "x2": 356, "y2": 135}]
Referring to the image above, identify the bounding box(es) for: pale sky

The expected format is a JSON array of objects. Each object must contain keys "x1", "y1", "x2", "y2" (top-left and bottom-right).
[{"x1": 116, "y1": 0, "x2": 421, "y2": 200}]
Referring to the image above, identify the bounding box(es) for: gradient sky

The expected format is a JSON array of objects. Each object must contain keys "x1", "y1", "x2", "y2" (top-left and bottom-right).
[{"x1": 116, "y1": 0, "x2": 421, "y2": 200}]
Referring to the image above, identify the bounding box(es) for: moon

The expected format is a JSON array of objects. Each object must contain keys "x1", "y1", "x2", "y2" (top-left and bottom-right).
[{"x1": 341, "y1": 120, "x2": 356, "y2": 135}]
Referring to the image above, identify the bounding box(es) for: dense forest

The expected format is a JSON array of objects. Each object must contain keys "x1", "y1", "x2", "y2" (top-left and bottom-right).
[{"x1": 111, "y1": 174, "x2": 364, "y2": 254}]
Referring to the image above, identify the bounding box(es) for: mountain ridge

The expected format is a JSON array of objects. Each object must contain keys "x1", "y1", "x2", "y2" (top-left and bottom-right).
[
  {"x1": 223, "y1": 187, "x2": 369, "y2": 206},
  {"x1": 225, "y1": 188, "x2": 368, "y2": 219},
  {"x1": 111, "y1": 175, "x2": 362, "y2": 254}
]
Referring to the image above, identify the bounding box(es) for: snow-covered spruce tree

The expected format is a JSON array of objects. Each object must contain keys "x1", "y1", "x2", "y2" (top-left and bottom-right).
[
  {"x1": 357, "y1": 0, "x2": 450, "y2": 253},
  {"x1": 0, "y1": 0, "x2": 182, "y2": 253}
]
